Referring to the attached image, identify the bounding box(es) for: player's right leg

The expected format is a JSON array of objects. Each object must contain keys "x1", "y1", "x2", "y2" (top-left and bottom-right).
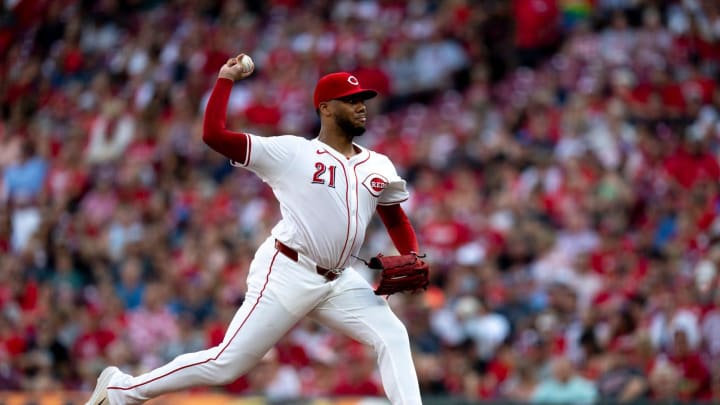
[
  {"x1": 93, "y1": 238, "x2": 322, "y2": 405},
  {"x1": 309, "y1": 269, "x2": 423, "y2": 405}
]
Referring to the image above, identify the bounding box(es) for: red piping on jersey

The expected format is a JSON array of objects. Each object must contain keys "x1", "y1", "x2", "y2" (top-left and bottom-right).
[
  {"x1": 245, "y1": 133, "x2": 252, "y2": 166},
  {"x1": 345, "y1": 154, "x2": 371, "y2": 264},
  {"x1": 316, "y1": 149, "x2": 351, "y2": 269},
  {"x1": 107, "y1": 251, "x2": 279, "y2": 392}
]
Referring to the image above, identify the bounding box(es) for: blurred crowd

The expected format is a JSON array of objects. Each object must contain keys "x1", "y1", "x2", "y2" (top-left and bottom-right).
[{"x1": 2, "y1": 0, "x2": 720, "y2": 402}]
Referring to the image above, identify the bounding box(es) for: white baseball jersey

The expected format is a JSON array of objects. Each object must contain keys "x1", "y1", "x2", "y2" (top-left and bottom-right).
[{"x1": 231, "y1": 134, "x2": 409, "y2": 270}]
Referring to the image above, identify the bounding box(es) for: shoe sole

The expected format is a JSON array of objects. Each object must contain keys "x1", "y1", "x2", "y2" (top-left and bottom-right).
[{"x1": 85, "y1": 366, "x2": 119, "y2": 405}]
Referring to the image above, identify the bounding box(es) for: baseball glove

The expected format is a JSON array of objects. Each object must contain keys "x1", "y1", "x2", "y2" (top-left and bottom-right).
[{"x1": 368, "y1": 253, "x2": 429, "y2": 296}]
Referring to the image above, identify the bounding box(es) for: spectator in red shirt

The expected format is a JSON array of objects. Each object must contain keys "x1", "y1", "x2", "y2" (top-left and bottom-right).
[
  {"x1": 275, "y1": 334, "x2": 310, "y2": 369},
  {"x1": 72, "y1": 307, "x2": 116, "y2": 362},
  {"x1": 513, "y1": 0, "x2": 561, "y2": 67},
  {"x1": 663, "y1": 132, "x2": 720, "y2": 189},
  {"x1": 667, "y1": 329, "x2": 712, "y2": 401},
  {"x1": 420, "y1": 201, "x2": 473, "y2": 265},
  {"x1": 331, "y1": 346, "x2": 382, "y2": 396},
  {"x1": 242, "y1": 84, "x2": 283, "y2": 135}
]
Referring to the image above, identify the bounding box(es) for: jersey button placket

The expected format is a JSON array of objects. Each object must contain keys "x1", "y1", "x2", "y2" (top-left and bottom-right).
[{"x1": 344, "y1": 163, "x2": 358, "y2": 268}]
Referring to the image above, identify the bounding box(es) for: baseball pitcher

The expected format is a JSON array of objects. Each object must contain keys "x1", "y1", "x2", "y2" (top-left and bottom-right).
[{"x1": 85, "y1": 53, "x2": 428, "y2": 405}]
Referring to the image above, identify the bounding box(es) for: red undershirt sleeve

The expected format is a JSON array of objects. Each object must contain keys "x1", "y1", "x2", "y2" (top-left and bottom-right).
[
  {"x1": 202, "y1": 78, "x2": 250, "y2": 164},
  {"x1": 376, "y1": 204, "x2": 419, "y2": 255}
]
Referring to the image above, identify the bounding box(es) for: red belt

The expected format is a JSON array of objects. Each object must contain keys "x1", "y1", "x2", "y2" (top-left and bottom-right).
[{"x1": 274, "y1": 239, "x2": 340, "y2": 281}]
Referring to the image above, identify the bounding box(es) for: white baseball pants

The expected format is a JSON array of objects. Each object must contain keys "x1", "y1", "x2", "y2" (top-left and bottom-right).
[{"x1": 106, "y1": 237, "x2": 422, "y2": 404}]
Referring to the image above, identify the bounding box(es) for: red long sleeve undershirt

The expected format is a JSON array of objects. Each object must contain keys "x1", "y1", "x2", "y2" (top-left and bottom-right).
[
  {"x1": 376, "y1": 204, "x2": 419, "y2": 255},
  {"x1": 202, "y1": 78, "x2": 249, "y2": 163},
  {"x1": 202, "y1": 78, "x2": 419, "y2": 255}
]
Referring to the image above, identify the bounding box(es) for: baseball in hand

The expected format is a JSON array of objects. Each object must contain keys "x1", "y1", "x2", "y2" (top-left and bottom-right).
[{"x1": 239, "y1": 55, "x2": 254, "y2": 73}]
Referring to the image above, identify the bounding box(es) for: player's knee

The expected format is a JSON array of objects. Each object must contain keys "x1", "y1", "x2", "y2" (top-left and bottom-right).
[
  {"x1": 211, "y1": 360, "x2": 246, "y2": 385},
  {"x1": 213, "y1": 370, "x2": 242, "y2": 385},
  {"x1": 210, "y1": 351, "x2": 259, "y2": 384}
]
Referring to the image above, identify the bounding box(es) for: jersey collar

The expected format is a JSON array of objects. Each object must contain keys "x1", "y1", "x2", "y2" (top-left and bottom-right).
[{"x1": 314, "y1": 138, "x2": 369, "y2": 162}]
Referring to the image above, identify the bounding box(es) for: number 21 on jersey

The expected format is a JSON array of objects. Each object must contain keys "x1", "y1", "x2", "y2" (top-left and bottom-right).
[{"x1": 312, "y1": 162, "x2": 336, "y2": 188}]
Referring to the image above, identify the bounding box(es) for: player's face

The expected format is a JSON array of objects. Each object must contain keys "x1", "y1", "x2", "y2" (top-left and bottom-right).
[{"x1": 333, "y1": 96, "x2": 368, "y2": 137}]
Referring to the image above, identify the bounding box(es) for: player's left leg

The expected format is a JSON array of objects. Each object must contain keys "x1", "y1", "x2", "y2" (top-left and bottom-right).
[
  {"x1": 93, "y1": 237, "x2": 330, "y2": 405},
  {"x1": 101, "y1": 285, "x2": 304, "y2": 405},
  {"x1": 309, "y1": 269, "x2": 422, "y2": 405}
]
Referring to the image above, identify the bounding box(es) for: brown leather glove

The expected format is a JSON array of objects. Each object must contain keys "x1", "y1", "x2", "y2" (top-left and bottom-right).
[{"x1": 368, "y1": 253, "x2": 429, "y2": 296}]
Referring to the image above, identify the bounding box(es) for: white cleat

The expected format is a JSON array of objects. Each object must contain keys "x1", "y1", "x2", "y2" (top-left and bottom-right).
[{"x1": 85, "y1": 366, "x2": 120, "y2": 405}]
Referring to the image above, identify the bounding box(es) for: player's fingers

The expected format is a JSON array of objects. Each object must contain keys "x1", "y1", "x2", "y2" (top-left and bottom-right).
[
  {"x1": 235, "y1": 53, "x2": 246, "y2": 61},
  {"x1": 227, "y1": 58, "x2": 237, "y2": 66}
]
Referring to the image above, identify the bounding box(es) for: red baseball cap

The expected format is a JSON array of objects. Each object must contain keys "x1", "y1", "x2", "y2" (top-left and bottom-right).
[{"x1": 313, "y1": 72, "x2": 378, "y2": 109}]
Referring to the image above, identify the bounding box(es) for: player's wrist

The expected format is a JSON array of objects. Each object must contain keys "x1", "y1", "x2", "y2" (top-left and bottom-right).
[{"x1": 218, "y1": 74, "x2": 236, "y2": 82}]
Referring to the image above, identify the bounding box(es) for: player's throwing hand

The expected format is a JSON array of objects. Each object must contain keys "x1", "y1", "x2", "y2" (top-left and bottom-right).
[{"x1": 218, "y1": 53, "x2": 254, "y2": 81}]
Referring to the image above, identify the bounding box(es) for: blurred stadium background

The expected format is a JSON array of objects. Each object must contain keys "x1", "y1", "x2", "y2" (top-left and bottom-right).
[{"x1": 1, "y1": 0, "x2": 720, "y2": 404}]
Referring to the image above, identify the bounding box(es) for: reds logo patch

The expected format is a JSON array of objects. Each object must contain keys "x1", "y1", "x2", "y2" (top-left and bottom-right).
[{"x1": 362, "y1": 174, "x2": 388, "y2": 197}]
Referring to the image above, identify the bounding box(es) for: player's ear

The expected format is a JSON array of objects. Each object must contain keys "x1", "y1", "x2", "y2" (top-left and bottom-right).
[{"x1": 318, "y1": 102, "x2": 331, "y2": 117}]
